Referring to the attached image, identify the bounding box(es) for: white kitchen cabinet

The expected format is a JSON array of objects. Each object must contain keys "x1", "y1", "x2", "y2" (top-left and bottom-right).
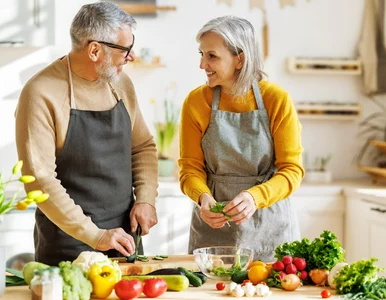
[
  {"x1": 345, "y1": 190, "x2": 386, "y2": 276},
  {"x1": 291, "y1": 185, "x2": 345, "y2": 245},
  {"x1": 142, "y1": 189, "x2": 194, "y2": 255}
]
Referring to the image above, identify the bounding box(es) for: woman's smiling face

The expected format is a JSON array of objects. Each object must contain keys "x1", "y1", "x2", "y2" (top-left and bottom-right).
[{"x1": 199, "y1": 31, "x2": 242, "y2": 94}]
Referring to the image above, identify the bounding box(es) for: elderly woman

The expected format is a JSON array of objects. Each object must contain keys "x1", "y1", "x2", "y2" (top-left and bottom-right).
[{"x1": 179, "y1": 16, "x2": 304, "y2": 261}]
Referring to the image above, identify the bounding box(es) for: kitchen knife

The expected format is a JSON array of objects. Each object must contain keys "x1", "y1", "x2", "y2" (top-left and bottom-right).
[{"x1": 125, "y1": 224, "x2": 142, "y2": 263}]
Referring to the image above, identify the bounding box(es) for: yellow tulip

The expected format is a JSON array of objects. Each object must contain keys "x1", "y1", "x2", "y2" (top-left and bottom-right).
[
  {"x1": 35, "y1": 193, "x2": 49, "y2": 203},
  {"x1": 16, "y1": 201, "x2": 28, "y2": 211},
  {"x1": 19, "y1": 175, "x2": 35, "y2": 183},
  {"x1": 12, "y1": 160, "x2": 23, "y2": 175},
  {"x1": 27, "y1": 190, "x2": 43, "y2": 199}
]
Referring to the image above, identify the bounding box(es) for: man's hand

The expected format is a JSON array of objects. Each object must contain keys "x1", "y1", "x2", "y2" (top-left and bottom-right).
[
  {"x1": 224, "y1": 191, "x2": 256, "y2": 225},
  {"x1": 96, "y1": 228, "x2": 135, "y2": 257},
  {"x1": 199, "y1": 193, "x2": 228, "y2": 229},
  {"x1": 130, "y1": 203, "x2": 158, "y2": 235}
]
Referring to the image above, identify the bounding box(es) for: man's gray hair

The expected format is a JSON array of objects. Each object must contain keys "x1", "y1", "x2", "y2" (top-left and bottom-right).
[
  {"x1": 196, "y1": 16, "x2": 265, "y2": 96},
  {"x1": 70, "y1": 2, "x2": 136, "y2": 51}
]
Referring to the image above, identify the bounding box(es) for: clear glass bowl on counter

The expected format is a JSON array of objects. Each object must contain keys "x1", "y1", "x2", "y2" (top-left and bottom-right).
[{"x1": 192, "y1": 246, "x2": 253, "y2": 281}]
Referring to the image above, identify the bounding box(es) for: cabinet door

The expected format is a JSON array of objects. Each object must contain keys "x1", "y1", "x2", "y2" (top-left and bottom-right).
[
  {"x1": 142, "y1": 196, "x2": 194, "y2": 255},
  {"x1": 291, "y1": 195, "x2": 345, "y2": 245},
  {"x1": 367, "y1": 203, "x2": 386, "y2": 277}
]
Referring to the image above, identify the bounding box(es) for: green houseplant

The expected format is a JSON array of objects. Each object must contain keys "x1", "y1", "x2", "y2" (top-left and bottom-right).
[
  {"x1": 151, "y1": 83, "x2": 180, "y2": 177},
  {"x1": 357, "y1": 96, "x2": 386, "y2": 166}
]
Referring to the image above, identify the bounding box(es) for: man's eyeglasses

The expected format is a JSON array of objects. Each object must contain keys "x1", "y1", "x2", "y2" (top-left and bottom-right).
[{"x1": 89, "y1": 35, "x2": 135, "y2": 58}]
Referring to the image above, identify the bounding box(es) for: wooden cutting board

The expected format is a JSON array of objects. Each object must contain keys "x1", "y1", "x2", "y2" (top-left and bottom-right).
[{"x1": 112, "y1": 255, "x2": 200, "y2": 275}]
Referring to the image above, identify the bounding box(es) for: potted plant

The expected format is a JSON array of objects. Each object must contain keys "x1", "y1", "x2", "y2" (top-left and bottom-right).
[
  {"x1": 152, "y1": 83, "x2": 180, "y2": 178},
  {"x1": 303, "y1": 153, "x2": 332, "y2": 183},
  {"x1": 0, "y1": 160, "x2": 49, "y2": 295},
  {"x1": 356, "y1": 96, "x2": 386, "y2": 181},
  {"x1": 357, "y1": 96, "x2": 386, "y2": 164}
]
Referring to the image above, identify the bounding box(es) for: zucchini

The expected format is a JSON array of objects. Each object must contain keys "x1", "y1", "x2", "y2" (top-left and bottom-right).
[
  {"x1": 231, "y1": 270, "x2": 249, "y2": 284},
  {"x1": 177, "y1": 267, "x2": 202, "y2": 287},
  {"x1": 122, "y1": 275, "x2": 189, "y2": 291},
  {"x1": 146, "y1": 268, "x2": 185, "y2": 276},
  {"x1": 193, "y1": 272, "x2": 207, "y2": 284}
]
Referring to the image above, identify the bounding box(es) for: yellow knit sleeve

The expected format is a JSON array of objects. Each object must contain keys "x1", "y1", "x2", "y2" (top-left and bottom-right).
[
  {"x1": 178, "y1": 91, "x2": 212, "y2": 204},
  {"x1": 246, "y1": 88, "x2": 305, "y2": 208}
]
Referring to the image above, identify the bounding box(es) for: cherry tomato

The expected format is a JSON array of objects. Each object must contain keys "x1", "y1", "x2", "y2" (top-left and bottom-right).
[
  {"x1": 321, "y1": 289, "x2": 331, "y2": 298},
  {"x1": 143, "y1": 278, "x2": 167, "y2": 298},
  {"x1": 216, "y1": 282, "x2": 226, "y2": 290},
  {"x1": 114, "y1": 279, "x2": 143, "y2": 300}
]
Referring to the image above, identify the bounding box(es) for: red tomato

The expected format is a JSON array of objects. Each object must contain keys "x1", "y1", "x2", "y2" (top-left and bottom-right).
[
  {"x1": 143, "y1": 278, "x2": 167, "y2": 298},
  {"x1": 321, "y1": 290, "x2": 331, "y2": 298},
  {"x1": 216, "y1": 282, "x2": 226, "y2": 291},
  {"x1": 114, "y1": 279, "x2": 143, "y2": 300}
]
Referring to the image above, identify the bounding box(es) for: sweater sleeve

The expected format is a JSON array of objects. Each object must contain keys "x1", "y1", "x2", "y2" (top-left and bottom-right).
[
  {"x1": 129, "y1": 93, "x2": 158, "y2": 207},
  {"x1": 178, "y1": 95, "x2": 212, "y2": 203},
  {"x1": 15, "y1": 83, "x2": 105, "y2": 249},
  {"x1": 245, "y1": 92, "x2": 305, "y2": 208}
]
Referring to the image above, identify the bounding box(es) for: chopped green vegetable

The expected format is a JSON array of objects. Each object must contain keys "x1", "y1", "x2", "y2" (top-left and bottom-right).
[
  {"x1": 335, "y1": 258, "x2": 383, "y2": 295},
  {"x1": 210, "y1": 203, "x2": 231, "y2": 220},
  {"x1": 211, "y1": 248, "x2": 243, "y2": 277}
]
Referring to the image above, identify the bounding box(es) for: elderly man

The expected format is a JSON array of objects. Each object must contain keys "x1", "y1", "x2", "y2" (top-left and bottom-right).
[{"x1": 15, "y1": 2, "x2": 158, "y2": 265}]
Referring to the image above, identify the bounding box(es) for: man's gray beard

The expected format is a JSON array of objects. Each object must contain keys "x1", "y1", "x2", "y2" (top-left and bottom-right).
[{"x1": 95, "y1": 52, "x2": 120, "y2": 83}]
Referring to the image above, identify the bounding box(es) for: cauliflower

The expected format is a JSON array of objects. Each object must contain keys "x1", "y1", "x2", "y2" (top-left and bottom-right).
[
  {"x1": 59, "y1": 261, "x2": 93, "y2": 300},
  {"x1": 72, "y1": 251, "x2": 122, "y2": 280}
]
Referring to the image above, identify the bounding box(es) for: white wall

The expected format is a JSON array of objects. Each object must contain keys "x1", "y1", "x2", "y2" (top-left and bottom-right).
[{"x1": 0, "y1": 0, "x2": 375, "y2": 180}]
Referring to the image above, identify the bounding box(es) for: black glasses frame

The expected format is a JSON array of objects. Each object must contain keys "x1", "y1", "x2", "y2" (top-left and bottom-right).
[{"x1": 89, "y1": 35, "x2": 135, "y2": 58}]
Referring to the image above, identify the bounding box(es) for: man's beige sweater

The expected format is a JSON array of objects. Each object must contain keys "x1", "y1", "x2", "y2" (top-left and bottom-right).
[{"x1": 15, "y1": 57, "x2": 158, "y2": 249}]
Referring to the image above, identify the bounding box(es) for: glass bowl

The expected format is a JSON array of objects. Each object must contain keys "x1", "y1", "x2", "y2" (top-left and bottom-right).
[{"x1": 193, "y1": 246, "x2": 253, "y2": 281}]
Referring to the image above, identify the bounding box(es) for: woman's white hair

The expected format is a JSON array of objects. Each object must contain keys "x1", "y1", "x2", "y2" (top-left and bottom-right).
[
  {"x1": 196, "y1": 16, "x2": 265, "y2": 96},
  {"x1": 70, "y1": 2, "x2": 136, "y2": 52}
]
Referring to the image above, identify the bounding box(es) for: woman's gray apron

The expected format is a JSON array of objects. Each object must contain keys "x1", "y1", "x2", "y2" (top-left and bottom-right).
[
  {"x1": 189, "y1": 81, "x2": 300, "y2": 262},
  {"x1": 34, "y1": 56, "x2": 142, "y2": 265}
]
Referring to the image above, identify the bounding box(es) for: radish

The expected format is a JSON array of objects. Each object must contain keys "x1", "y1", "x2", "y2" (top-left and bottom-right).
[
  {"x1": 278, "y1": 271, "x2": 287, "y2": 280},
  {"x1": 299, "y1": 270, "x2": 308, "y2": 281},
  {"x1": 281, "y1": 255, "x2": 293, "y2": 265},
  {"x1": 285, "y1": 263, "x2": 297, "y2": 274},
  {"x1": 272, "y1": 261, "x2": 285, "y2": 271},
  {"x1": 293, "y1": 257, "x2": 306, "y2": 271}
]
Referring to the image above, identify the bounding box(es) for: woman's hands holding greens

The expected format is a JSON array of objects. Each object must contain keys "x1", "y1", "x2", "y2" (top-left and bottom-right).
[
  {"x1": 225, "y1": 191, "x2": 256, "y2": 225},
  {"x1": 199, "y1": 193, "x2": 229, "y2": 229}
]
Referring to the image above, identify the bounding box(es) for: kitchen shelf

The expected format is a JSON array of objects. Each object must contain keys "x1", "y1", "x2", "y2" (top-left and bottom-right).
[
  {"x1": 117, "y1": 3, "x2": 176, "y2": 15},
  {"x1": 296, "y1": 102, "x2": 361, "y2": 121},
  {"x1": 358, "y1": 165, "x2": 386, "y2": 183},
  {"x1": 370, "y1": 140, "x2": 386, "y2": 155},
  {"x1": 287, "y1": 57, "x2": 362, "y2": 75}
]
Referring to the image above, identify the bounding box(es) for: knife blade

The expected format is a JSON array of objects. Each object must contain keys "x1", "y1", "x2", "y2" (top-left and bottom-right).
[{"x1": 125, "y1": 224, "x2": 142, "y2": 263}]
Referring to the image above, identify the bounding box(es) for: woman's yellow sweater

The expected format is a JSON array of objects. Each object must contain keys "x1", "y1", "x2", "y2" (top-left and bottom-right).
[{"x1": 178, "y1": 80, "x2": 305, "y2": 208}]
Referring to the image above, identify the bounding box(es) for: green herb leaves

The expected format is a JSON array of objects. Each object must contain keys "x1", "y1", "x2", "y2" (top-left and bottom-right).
[{"x1": 210, "y1": 203, "x2": 231, "y2": 220}]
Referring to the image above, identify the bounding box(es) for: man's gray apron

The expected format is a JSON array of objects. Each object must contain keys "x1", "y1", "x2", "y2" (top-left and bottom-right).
[
  {"x1": 34, "y1": 56, "x2": 142, "y2": 265},
  {"x1": 189, "y1": 81, "x2": 300, "y2": 262}
]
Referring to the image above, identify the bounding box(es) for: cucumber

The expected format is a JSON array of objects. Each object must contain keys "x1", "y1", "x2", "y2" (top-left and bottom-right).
[
  {"x1": 122, "y1": 275, "x2": 189, "y2": 291},
  {"x1": 177, "y1": 267, "x2": 202, "y2": 287},
  {"x1": 146, "y1": 268, "x2": 185, "y2": 276},
  {"x1": 193, "y1": 271, "x2": 207, "y2": 284},
  {"x1": 231, "y1": 270, "x2": 249, "y2": 284}
]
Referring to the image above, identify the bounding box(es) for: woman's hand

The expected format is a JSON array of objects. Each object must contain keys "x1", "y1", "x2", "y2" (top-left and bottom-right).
[
  {"x1": 199, "y1": 193, "x2": 229, "y2": 229},
  {"x1": 224, "y1": 191, "x2": 256, "y2": 225}
]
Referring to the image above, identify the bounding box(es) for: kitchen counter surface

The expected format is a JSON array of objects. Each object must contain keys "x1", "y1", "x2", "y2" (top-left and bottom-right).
[{"x1": 2, "y1": 281, "x2": 337, "y2": 299}]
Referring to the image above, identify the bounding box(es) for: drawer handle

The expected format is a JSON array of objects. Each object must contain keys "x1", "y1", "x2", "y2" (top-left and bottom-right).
[{"x1": 370, "y1": 207, "x2": 386, "y2": 213}]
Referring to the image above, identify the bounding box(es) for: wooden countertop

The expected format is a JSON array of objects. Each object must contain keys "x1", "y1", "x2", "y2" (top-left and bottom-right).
[{"x1": 2, "y1": 281, "x2": 337, "y2": 299}]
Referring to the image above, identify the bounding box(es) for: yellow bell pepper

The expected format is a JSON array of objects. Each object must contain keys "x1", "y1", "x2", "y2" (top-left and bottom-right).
[{"x1": 88, "y1": 264, "x2": 117, "y2": 299}]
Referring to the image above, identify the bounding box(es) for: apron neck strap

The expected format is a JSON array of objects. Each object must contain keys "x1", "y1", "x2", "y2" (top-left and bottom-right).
[
  {"x1": 66, "y1": 55, "x2": 120, "y2": 110},
  {"x1": 211, "y1": 80, "x2": 264, "y2": 110}
]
